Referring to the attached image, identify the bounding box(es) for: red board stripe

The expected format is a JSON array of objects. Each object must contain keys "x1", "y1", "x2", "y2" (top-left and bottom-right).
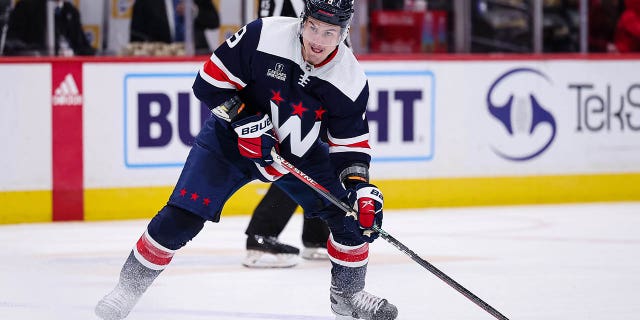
[{"x1": 52, "y1": 61, "x2": 84, "y2": 221}]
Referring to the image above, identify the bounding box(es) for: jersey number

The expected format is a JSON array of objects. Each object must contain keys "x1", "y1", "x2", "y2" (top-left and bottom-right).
[{"x1": 226, "y1": 26, "x2": 247, "y2": 48}]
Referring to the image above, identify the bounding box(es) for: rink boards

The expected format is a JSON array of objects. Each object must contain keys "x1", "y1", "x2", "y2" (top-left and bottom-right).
[{"x1": 1, "y1": 55, "x2": 640, "y2": 223}]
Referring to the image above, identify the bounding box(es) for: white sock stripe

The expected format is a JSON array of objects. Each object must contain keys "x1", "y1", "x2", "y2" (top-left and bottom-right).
[
  {"x1": 328, "y1": 255, "x2": 368, "y2": 268},
  {"x1": 329, "y1": 233, "x2": 367, "y2": 251},
  {"x1": 143, "y1": 230, "x2": 176, "y2": 253},
  {"x1": 327, "y1": 234, "x2": 369, "y2": 267},
  {"x1": 132, "y1": 247, "x2": 167, "y2": 271}
]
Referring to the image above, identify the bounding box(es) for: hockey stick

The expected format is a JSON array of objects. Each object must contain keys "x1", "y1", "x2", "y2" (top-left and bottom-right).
[{"x1": 270, "y1": 151, "x2": 510, "y2": 320}]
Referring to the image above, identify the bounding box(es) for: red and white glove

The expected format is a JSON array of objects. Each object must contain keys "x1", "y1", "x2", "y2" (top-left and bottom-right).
[
  {"x1": 345, "y1": 183, "x2": 384, "y2": 243},
  {"x1": 232, "y1": 114, "x2": 288, "y2": 181}
]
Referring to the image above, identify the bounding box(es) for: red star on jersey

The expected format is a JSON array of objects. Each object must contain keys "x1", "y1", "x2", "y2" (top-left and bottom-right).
[
  {"x1": 203, "y1": 198, "x2": 211, "y2": 206},
  {"x1": 291, "y1": 102, "x2": 307, "y2": 118},
  {"x1": 190, "y1": 192, "x2": 199, "y2": 201},
  {"x1": 271, "y1": 90, "x2": 284, "y2": 105},
  {"x1": 179, "y1": 189, "x2": 187, "y2": 197},
  {"x1": 315, "y1": 106, "x2": 326, "y2": 120}
]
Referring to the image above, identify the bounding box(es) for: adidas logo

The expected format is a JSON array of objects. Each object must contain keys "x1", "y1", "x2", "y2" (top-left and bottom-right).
[{"x1": 52, "y1": 73, "x2": 83, "y2": 106}]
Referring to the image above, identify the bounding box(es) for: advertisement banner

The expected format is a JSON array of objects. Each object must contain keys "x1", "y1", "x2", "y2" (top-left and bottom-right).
[
  {"x1": 123, "y1": 72, "x2": 208, "y2": 168},
  {"x1": 438, "y1": 61, "x2": 640, "y2": 176},
  {"x1": 2, "y1": 56, "x2": 640, "y2": 224},
  {"x1": 366, "y1": 69, "x2": 435, "y2": 162}
]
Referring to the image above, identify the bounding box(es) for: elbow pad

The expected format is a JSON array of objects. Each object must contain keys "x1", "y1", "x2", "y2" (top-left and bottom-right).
[
  {"x1": 339, "y1": 163, "x2": 369, "y2": 190},
  {"x1": 211, "y1": 96, "x2": 245, "y2": 122}
]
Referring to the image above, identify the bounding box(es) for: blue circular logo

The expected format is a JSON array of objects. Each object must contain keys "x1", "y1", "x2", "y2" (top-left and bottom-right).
[{"x1": 487, "y1": 68, "x2": 557, "y2": 161}]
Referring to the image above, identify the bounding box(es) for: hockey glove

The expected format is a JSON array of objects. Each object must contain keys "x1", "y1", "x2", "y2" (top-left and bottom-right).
[
  {"x1": 345, "y1": 183, "x2": 384, "y2": 243},
  {"x1": 232, "y1": 113, "x2": 287, "y2": 180}
]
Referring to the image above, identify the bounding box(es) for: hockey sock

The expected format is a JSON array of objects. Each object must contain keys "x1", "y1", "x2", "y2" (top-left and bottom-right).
[
  {"x1": 119, "y1": 251, "x2": 163, "y2": 295},
  {"x1": 327, "y1": 234, "x2": 368, "y2": 295},
  {"x1": 122, "y1": 205, "x2": 206, "y2": 292},
  {"x1": 117, "y1": 228, "x2": 176, "y2": 295}
]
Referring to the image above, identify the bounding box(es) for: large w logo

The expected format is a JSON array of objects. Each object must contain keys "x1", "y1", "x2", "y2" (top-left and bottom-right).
[{"x1": 270, "y1": 101, "x2": 321, "y2": 157}]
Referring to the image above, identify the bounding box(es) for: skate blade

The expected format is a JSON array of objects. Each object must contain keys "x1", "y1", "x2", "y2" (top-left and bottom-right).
[
  {"x1": 332, "y1": 308, "x2": 358, "y2": 320},
  {"x1": 242, "y1": 250, "x2": 300, "y2": 268},
  {"x1": 301, "y1": 247, "x2": 329, "y2": 260}
]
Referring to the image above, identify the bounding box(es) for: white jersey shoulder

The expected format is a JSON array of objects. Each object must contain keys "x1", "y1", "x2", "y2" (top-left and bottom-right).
[
  {"x1": 317, "y1": 47, "x2": 367, "y2": 102},
  {"x1": 257, "y1": 17, "x2": 300, "y2": 61},
  {"x1": 257, "y1": 17, "x2": 367, "y2": 102}
]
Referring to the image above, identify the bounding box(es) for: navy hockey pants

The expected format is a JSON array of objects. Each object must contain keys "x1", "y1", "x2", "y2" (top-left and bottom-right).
[{"x1": 162, "y1": 119, "x2": 363, "y2": 247}]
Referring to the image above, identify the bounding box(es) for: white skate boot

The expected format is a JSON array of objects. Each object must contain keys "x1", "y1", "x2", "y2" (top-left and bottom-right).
[
  {"x1": 242, "y1": 234, "x2": 300, "y2": 268},
  {"x1": 95, "y1": 283, "x2": 140, "y2": 320},
  {"x1": 301, "y1": 241, "x2": 329, "y2": 260},
  {"x1": 330, "y1": 287, "x2": 398, "y2": 320},
  {"x1": 301, "y1": 246, "x2": 329, "y2": 260}
]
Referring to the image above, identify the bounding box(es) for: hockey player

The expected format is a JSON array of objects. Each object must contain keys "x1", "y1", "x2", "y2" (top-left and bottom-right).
[
  {"x1": 244, "y1": 0, "x2": 331, "y2": 268},
  {"x1": 95, "y1": 0, "x2": 398, "y2": 319},
  {"x1": 244, "y1": 183, "x2": 331, "y2": 267}
]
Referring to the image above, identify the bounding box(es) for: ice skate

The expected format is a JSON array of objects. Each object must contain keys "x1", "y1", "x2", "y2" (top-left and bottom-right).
[
  {"x1": 242, "y1": 234, "x2": 300, "y2": 268},
  {"x1": 96, "y1": 250, "x2": 164, "y2": 320},
  {"x1": 301, "y1": 241, "x2": 329, "y2": 260},
  {"x1": 95, "y1": 283, "x2": 140, "y2": 320},
  {"x1": 330, "y1": 287, "x2": 398, "y2": 320}
]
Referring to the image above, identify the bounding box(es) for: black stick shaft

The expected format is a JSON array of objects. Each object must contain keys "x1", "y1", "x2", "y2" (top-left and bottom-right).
[
  {"x1": 271, "y1": 151, "x2": 509, "y2": 320},
  {"x1": 372, "y1": 225, "x2": 509, "y2": 320}
]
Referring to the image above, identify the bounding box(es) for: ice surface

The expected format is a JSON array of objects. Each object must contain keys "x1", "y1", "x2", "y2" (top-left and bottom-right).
[{"x1": 1, "y1": 202, "x2": 639, "y2": 319}]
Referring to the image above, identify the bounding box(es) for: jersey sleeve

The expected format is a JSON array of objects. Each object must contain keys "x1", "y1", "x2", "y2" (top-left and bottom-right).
[
  {"x1": 192, "y1": 19, "x2": 262, "y2": 109},
  {"x1": 326, "y1": 82, "x2": 372, "y2": 175}
]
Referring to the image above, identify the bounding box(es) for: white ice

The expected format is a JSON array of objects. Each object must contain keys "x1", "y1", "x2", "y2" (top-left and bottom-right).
[{"x1": 1, "y1": 202, "x2": 639, "y2": 320}]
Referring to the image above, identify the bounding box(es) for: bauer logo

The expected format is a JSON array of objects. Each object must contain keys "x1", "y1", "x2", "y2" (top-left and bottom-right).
[
  {"x1": 365, "y1": 70, "x2": 435, "y2": 162},
  {"x1": 124, "y1": 73, "x2": 210, "y2": 168},
  {"x1": 486, "y1": 68, "x2": 557, "y2": 161},
  {"x1": 52, "y1": 73, "x2": 83, "y2": 106}
]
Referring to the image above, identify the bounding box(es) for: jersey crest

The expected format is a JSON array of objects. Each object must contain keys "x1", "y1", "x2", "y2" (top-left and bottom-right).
[{"x1": 270, "y1": 100, "x2": 321, "y2": 157}]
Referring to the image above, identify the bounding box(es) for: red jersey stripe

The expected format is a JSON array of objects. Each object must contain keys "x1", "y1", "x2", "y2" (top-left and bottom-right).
[
  {"x1": 327, "y1": 140, "x2": 371, "y2": 149},
  {"x1": 202, "y1": 59, "x2": 244, "y2": 90}
]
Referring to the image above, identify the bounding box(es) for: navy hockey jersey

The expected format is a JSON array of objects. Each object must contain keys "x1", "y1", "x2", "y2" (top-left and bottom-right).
[{"x1": 192, "y1": 17, "x2": 371, "y2": 175}]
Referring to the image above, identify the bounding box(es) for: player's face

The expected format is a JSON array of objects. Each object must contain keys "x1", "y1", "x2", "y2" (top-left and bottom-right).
[{"x1": 301, "y1": 17, "x2": 342, "y2": 65}]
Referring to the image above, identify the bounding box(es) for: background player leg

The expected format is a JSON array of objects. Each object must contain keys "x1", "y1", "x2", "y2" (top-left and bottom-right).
[
  {"x1": 244, "y1": 184, "x2": 332, "y2": 267},
  {"x1": 243, "y1": 184, "x2": 301, "y2": 268},
  {"x1": 301, "y1": 215, "x2": 330, "y2": 260}
]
